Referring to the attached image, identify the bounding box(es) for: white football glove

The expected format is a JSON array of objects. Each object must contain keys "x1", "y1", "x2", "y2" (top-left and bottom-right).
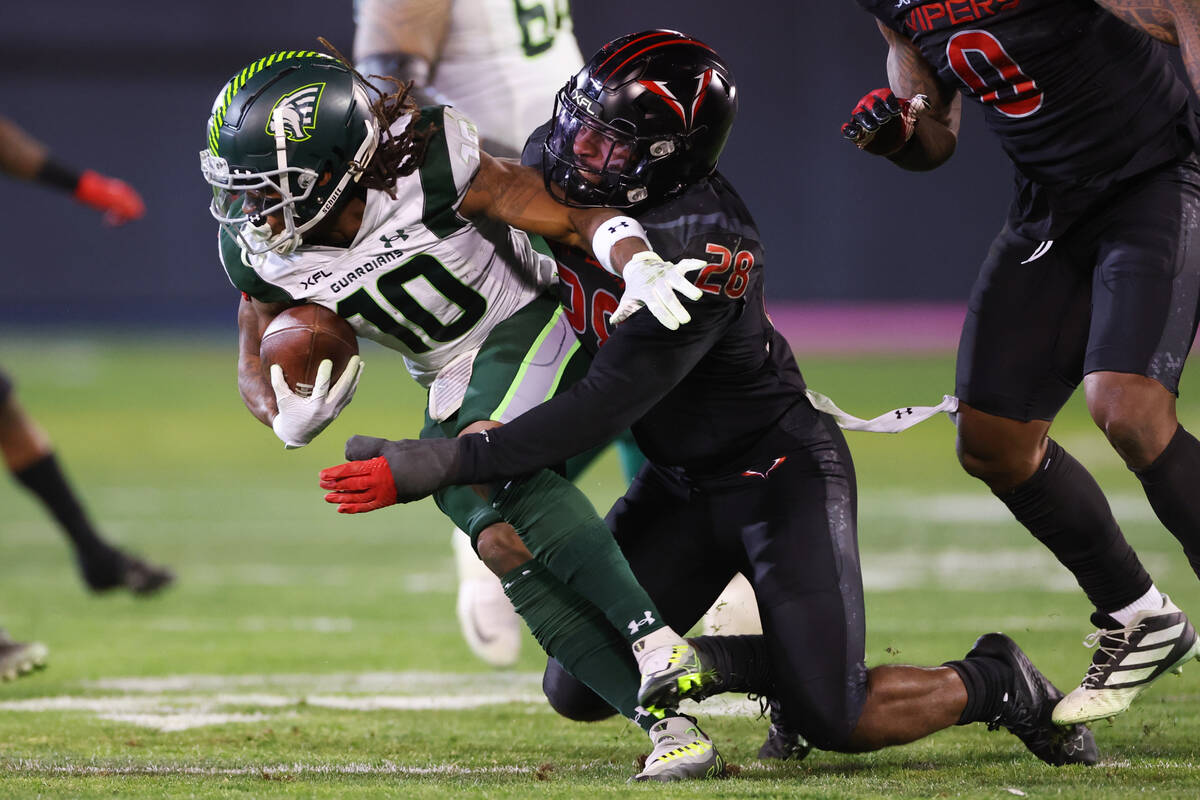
[
  {"x1": 611, "y1": 251, "x2": 705, "y2": 330},
  {"x1": 270, "y1": 355, "x2": 364, "y2": 449}
]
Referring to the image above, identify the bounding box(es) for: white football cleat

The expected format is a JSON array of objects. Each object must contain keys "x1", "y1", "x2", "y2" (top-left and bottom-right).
[
  {"x1": 0, "y1": 630, "x2": 48, "y2": 681},
  {"x1": 1053, "y1": 595, "x2": 1200, "y2": 725},
  {"x1": 632, "y1": 714, "x2": 725, "y2": 782},
  {"x1": 453, "y1": 529, "x2": 521, "y2": 667}
]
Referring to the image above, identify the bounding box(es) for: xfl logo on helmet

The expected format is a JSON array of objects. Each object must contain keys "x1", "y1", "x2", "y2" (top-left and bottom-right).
[{"x1": 266, "y1": 83, "x2": 326, "y2": 142}]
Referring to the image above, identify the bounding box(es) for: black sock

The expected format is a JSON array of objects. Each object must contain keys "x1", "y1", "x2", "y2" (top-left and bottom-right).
[
  {"x1": 943, "y1": 656, "x2": 1013, "y2": 725},
  {"x1": 688, "y1": 634, "x2": 775, "y2": 697},
  {"x1": 13, "y1": 453, "x2": 109, "y2": 557},
  {"x1": 1135, "y1": 425, "x2": 1200, "y2": 579},
  {"x1": 995, "y1": 439, "x2": 1151, "y2": 612}
]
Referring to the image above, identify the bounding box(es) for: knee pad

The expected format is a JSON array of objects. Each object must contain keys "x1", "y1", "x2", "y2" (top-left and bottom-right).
[{"x1": 542, "y1": 657, "x2": 617, "y2": 722}]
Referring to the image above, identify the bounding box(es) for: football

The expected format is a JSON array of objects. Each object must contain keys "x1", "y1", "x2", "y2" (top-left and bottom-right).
[{"x1": 260, "y1": 304, "x2": 358, "y2": 397}]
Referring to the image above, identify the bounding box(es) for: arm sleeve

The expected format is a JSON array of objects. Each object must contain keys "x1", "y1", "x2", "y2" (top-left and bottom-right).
[{"x1": 454, "y1": 299, "x2": 738, "y2": 483}]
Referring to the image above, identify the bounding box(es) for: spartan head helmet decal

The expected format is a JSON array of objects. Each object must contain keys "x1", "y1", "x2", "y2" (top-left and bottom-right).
[
  {"x1": 638, "y1": 69, "x2": 715, "y2": 131},
  {"x1": 265, "y1": 83, "x2": 326, "y2": 142}
]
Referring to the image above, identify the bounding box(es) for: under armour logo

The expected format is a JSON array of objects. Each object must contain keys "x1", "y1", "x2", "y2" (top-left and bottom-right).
[
  {"x1": 627, "y1": 610, "x2": 656, "y2": 635},
  {"x1": 380, "y1": 229, "x2": 409, "y2": 249},
  {"x1": 606, "y1": 220, "x2": 631, "y2": 235},
  {"x1": 893, "y1": 408, "x2": 913, "y2": 420}
]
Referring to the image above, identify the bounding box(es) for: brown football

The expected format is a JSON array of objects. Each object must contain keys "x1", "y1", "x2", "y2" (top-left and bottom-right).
[{"x1": 260, "y1": 304, "x2": 358, "y2": 397}]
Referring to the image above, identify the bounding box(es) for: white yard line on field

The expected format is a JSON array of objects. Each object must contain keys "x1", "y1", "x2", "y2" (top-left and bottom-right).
[
  {"x1": 0, "y1": 670, "x2": 770, "y2": 731},
  {"x1": 5, "y1": 759, "x2": 535, "y2": 776}
]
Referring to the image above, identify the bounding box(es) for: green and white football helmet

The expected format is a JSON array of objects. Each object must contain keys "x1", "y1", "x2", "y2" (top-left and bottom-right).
[{"x1": 200, "y1": 51, "x2": 380, "y2": 256}]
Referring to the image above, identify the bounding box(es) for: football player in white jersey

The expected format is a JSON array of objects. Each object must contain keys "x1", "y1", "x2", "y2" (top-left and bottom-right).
[{"x1": 201, "y1": 50, "x2": 722, "y2": 782}]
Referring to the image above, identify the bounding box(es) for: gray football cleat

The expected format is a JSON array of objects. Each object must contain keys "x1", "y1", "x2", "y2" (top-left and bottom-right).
[
  {"x1": 1053, "y1": 595, "x2": 1200, "y2": 725},
  {"x1": 632, "y1": 714, "x2": 725, "y2": 782},
  {"x1": 0, "y1": 630, "x2": 48, "y2": 681},
  {"x1": 636, "y1": 641, "x2": 717, "y2": 712}
]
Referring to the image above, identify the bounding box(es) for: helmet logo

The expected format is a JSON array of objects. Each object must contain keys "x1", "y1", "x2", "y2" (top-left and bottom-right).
[
  {"x1": 638, "y1": 69, "x2": 714, "y2": 130},
  {"x1": 265, "y1": 83, "x2": 326, "y2": 142}
]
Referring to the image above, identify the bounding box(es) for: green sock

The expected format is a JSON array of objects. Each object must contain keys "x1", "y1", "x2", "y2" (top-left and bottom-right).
[
  {"x1": 495, "y1": 470, "x2": 669, "y2": 645},
  {"x1": 500, "y1": 559, "x2": 652, "y2": 728}
]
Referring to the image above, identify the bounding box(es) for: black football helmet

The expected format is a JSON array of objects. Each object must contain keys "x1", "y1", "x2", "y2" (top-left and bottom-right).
[{"x1": 543, "y1": 29, "x2": 737, "y2": 209}]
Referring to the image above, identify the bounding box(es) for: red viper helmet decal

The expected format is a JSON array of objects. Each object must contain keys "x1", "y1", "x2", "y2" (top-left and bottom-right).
[{"x1": 638, "y1": 68, "x2": 714, "y2": 130}]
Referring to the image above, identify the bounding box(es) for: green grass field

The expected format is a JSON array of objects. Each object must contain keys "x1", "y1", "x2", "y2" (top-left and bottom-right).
[{"x1": 1, "y1": 333, "x2": 1199, "y2": 798}]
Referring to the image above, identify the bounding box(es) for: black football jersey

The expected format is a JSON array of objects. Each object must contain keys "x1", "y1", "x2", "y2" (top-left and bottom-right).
[
  {"x1": 453, "y1": 137, "x2": 813, "y2": 480},
  {"x1": 857, "y1": 0, "x2": 1198, "y2": 235}
]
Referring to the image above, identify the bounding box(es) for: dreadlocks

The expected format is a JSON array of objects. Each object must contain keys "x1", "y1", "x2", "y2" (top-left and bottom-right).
[{"x1": 318, "y1": 37, "x2": 434, "y2": 198}]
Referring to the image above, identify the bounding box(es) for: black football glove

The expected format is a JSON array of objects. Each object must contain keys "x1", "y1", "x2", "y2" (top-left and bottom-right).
[
  {"x1": 319, "y1": 435, "x2": 463, "y2": 510},
  {"x1": 841, "y1": 88, "x2": 929, "y2": 156}
]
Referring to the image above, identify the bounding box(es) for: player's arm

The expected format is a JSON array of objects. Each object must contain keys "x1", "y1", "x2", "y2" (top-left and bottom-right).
[
  {"x1": 320, "y1": 300, "x2": 734, "y2": 507},
  {"x1": 236, "y1": 295, "x2": 365, "y2": 449},
  {"x1": 237, "y1": 295, "x2": 289, "y2": 427},
  {"x1": 1095, "y1": 0, "x2": 1200, "y2": 92},
  {"x1": 0, "y1": 115, "x2": 145, "y2": 224},
  {"x1": 842, "y1": 22, "x2": 961, "y2": 171},
  {"x1": 460, "y1": 151, "x2": 703, "y2": 328}
]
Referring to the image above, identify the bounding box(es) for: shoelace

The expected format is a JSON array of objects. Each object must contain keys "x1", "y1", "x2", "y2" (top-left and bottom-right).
[{"x1": 1080, "y1": 622, "x2": 1144, "y2": 689}]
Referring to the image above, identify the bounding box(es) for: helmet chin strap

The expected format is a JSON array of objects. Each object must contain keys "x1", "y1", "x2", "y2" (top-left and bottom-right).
[{"x1": 271, "y1": 105, "x2": 302, "y2": 255}]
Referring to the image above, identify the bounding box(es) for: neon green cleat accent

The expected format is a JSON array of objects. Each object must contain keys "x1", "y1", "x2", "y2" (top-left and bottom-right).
[{"x1": 637, "y1": 642, "x2": 718, "y2": 712}]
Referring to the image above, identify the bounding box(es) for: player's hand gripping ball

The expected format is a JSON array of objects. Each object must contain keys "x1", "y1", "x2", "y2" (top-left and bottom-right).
[
  {"x1": 260, "y1": 304, "x2": 363, "y2": 449},
  {"x1": 841, "y1": 89, "x2": 929, "y2": 157}
]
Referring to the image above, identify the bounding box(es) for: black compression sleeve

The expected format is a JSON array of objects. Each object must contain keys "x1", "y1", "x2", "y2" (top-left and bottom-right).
[{"x1": 454, "y1": 302, "x2": 736, "y2": 483}]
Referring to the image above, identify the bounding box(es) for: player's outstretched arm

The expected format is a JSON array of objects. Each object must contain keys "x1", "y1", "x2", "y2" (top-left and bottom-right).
[
  {"x1": 461, "y1": 153, "x2": 702, "y2": 329},
  {"x1": 1096, "y1": 0, "x2": 1200, "y2": 93},
  {"x1": 842, "y1": 22, "x2": 961, "y2": 172},
  {"x1": 0, "y1": 116, "x2": 144, "y2": 225}
]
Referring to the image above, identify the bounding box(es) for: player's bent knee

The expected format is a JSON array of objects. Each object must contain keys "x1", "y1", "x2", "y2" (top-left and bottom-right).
[
  {"x1": 475, "y1": 522, "x2": 532, "y2": 576},
  {"x1": 542, "y1": 657, "x2": 616, "y2": 722}
]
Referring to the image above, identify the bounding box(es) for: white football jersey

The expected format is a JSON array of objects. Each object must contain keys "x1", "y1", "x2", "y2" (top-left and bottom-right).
[
  {"x1": 435, "y1": 0, "x2": 581, "y2": 152},
  {"x1": 220, "y1": 106, "x2": 556, "y2": 388}
]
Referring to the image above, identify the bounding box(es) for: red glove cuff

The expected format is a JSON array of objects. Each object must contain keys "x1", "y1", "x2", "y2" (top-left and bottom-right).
[{"x1": 74, "y1": 170, "x2": 146, "y2": 225}]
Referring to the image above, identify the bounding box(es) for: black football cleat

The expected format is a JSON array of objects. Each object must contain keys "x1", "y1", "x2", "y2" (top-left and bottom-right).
[
  {"x1": 967, "y1": 633, "x2": 1098, "y2": 766},
  {"x1": 757, "y1": 698, "x2": 812, "y2": 761},
  {"x1": 80, "y1": 546, "x2": 175, "y2": 596}
]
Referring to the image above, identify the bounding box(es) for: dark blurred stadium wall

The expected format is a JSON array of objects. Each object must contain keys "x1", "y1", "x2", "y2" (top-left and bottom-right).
[{"x1": 0, "y1": 1, "x2": 1015, "y2": 327}]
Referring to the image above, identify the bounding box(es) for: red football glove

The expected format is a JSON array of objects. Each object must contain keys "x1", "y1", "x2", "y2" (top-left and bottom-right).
[
  {"x1": 320, "y1": 456, "x2": 399, "y2": 513},
  {"x1": 841, "y1": 89, "x2": 929, "y2": 157},
  {"x1": 74, "y1": 169, "x2": 146, "y2": 226}
]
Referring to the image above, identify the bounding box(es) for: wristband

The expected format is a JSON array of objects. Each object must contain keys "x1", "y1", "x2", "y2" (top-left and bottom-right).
[
  {"x1": 591, "y1": 215, "x2": 647, "y2": 275},
  {"x1": 34, "y1": 158, "x2": 81, "y2": 193}
]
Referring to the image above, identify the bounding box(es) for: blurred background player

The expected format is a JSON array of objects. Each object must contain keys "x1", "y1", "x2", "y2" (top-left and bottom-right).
[
  {"x1": 0, "y1": 115, "x2": 175, "y2": 677},
  {"x1": 353, "y1": 0, "x2": 759, "y2": 666},
  {"x1": 842, "y1": 2, "x2": 1200, "y2": 726}
]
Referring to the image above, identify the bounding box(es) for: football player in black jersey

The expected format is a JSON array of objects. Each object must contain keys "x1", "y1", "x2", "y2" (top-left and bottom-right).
[
  {"x1": 322, "y1": 30, "x2": 1098, "y2": 768},
  {"x1": 842, "y1": 1, "x2": 1200, "y2": 726},
  {"x1": 0, "y1": 116, "x2": 174, "y2": 604}
]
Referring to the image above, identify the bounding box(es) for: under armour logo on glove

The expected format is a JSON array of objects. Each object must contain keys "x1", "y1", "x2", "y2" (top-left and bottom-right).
[{"x1": 607, "y1": 220, "x2": 631, "y2": 235}]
